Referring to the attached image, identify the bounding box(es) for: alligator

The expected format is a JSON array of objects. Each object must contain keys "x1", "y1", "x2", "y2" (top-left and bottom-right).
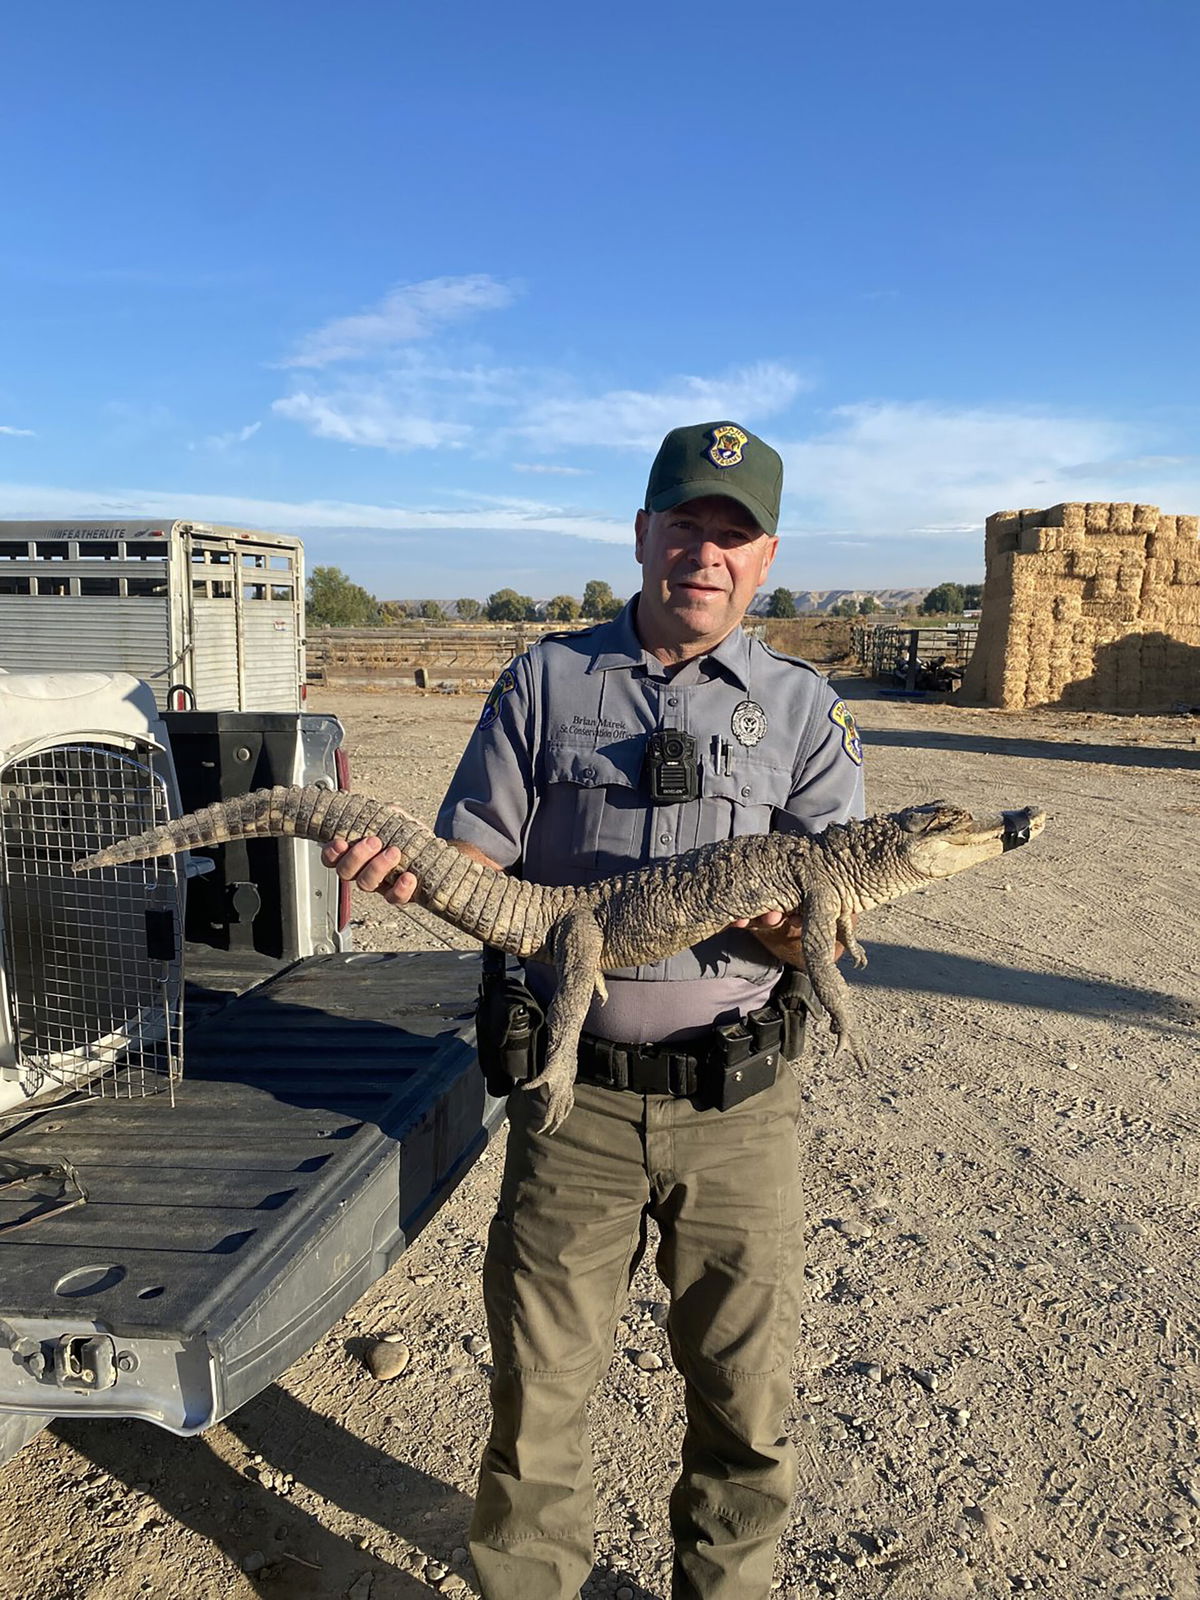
[{"x1": 74, "y1": 788, "x2": 1046, "y2": 1133}]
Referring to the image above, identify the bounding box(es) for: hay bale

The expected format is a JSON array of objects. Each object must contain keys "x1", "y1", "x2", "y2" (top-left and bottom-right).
[
  {"x1": 1143, "y1": 556, "x2": 1176, "y2": 590},
  {"x1": 1109, "y1": 504, "x2": 1135, "y2": 534},
  {"x1": 1069, "y1": 549, "x2": 1101, "y2": 578},
  {"x1": 1116, "y1": 563, "x2": 1144, "y2": 597},
  {"x1": 1085, "y1": 503, "x2": 1113, "y2": 532},
  {"x1": 971, "y1": 499, "x2": 1196, "y2": 707},
  {"x1": 1114, "y1": 639, "x2": 1144, "y2": 707},
  {"x1": 984, "y1": 513, "x2": 1021, "y2": 560},
  {"x1": 1046, "y1": 503, "x2": 1087, "y2": 532},
  {"x1": 1018, "y1": 525, "x2": 1054, "y2": 553}
]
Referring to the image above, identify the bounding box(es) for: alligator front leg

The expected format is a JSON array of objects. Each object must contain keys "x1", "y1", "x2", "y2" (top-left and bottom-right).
[
  {"x1": 802, "y1": 885, "x2": 870, "y2": 1068},
  {"x1": 521, "y1": 905, "x2": 606, "y2": 1134},
  {"x1": 836, "y1": 912, "x2": 867, "y2": 969}
]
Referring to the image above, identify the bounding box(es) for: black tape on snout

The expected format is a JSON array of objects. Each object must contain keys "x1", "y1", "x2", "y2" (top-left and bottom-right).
[{"x1": 1001, "y1": 809, "x2": 1034, "y2": 851}]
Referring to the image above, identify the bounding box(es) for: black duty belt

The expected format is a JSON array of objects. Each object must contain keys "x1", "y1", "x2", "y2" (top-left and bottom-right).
[{"x1": 576, "y1": 1005, "x2": 787, "y2": 1111}]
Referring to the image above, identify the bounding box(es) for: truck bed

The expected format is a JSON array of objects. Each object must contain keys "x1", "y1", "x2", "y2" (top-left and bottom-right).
[{"x1": 0, "y1": 949, "x2": 500, "y2": 1439}]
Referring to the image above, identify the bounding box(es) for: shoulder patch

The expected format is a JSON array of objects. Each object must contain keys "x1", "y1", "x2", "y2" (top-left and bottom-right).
[
  {"x1": 828, "y1": 698, "x2": 863, "y2": 765},
  {"x1": 479, "y1": 664, "x2": 518, "y2": 729}
]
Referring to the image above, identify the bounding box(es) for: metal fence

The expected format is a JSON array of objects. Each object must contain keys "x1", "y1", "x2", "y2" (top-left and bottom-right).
[{"x1": 852, "y1": 623, "x2": 979, "y2": 692}]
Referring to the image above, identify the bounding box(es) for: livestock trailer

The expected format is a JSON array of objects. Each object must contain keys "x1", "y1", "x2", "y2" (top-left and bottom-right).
[{"x1": 0, "y1": 520, "x2": 305, "y2": 711}]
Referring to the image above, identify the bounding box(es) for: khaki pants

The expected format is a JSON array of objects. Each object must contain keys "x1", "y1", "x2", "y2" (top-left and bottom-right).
[{"x1": 468, "y1": 1064, "x2": 805, "y2": 1600}]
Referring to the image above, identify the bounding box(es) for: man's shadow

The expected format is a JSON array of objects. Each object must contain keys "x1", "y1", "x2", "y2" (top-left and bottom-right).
[
  {"x1": 51, "y1": 1380, "x2": 664, "y2": 1599},
  {"x1": 51, "y1": 1380, "x2": 472, "y2": 1597}
]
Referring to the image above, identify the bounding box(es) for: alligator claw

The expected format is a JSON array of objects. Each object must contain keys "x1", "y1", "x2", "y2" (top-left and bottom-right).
[
  {"x1": 522, "y1": 1056, "x2": 576, "y2": 1135},
  {"x1": 530, "y1": 1082, "x2": 575, "y2": 1135},
  {"x1": 833, "y1": 1031, "x2": 871, "y2": 1070}
]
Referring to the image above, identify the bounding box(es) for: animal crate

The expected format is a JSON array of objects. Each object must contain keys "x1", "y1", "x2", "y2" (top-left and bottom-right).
[{"x1": 0, "y1": 673, "x2": 185, "y2": 1118}]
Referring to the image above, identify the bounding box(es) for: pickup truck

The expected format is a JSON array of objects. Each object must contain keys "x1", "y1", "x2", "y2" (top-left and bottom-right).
[{"x1": 0, "y1": 689, "x2": 500, "y2": 1465}]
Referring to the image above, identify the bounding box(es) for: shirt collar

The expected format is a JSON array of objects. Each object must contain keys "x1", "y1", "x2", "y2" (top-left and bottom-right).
[{"x1": 586, "y1": 597, "x2": 753, "y2": 691}]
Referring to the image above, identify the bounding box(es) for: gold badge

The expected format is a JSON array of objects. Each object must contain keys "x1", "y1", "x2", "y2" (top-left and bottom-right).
[
  {"x1": 829, "y1": 699, "x2": 863, "y2": 765},
  {"x1": 707, "y1": 425, "x2": 748, "y2": 469}
]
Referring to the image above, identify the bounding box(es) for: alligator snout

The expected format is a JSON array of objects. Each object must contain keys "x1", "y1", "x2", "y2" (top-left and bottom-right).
[{"x1": 1001, "y1": 807, "x2": 1046, "y2": 851}]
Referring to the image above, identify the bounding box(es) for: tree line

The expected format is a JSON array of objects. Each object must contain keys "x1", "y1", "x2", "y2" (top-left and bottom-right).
[
  {"x1": 306, "y1": 568, "x2": 626, "y2": 629},
  {"x1": 307, "y1": 567, "x2": 985, "y2": 629},
  {"x1": 763, "y1": 582, "x2": 982, "y2": 619}
]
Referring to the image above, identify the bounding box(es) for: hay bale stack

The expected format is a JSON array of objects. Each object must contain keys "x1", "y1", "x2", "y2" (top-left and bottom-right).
[{"x1": 961, "y1": 501, "x2": 1200, "y2": 709}]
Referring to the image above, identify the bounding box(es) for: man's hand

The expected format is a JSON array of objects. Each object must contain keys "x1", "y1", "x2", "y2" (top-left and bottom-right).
[
  {"x1": 731, "y1": 908, "x2": 852, "y2": 967},
  {"x1": 321, "y1": 837, "x2": 419, "y2": 906},
  {"x1": 320, "y1": 836, "x2": 499, "y2": 908}
]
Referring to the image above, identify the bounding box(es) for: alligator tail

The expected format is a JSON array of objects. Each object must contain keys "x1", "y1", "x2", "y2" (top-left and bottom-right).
[{"x1": 71, "y1": 785, "x2": 551, "y2": 957}]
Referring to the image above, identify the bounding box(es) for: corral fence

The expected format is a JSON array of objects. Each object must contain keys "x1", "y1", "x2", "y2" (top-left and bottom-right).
[
  {"x1": 852, "y1": 622, "x2": 979, "y2": 692},
  {"x1": 306, "y1": 623, "x2": 591, "y2": 691}
]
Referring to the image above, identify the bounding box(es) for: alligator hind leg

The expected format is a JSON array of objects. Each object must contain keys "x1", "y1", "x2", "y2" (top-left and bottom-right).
[
  {"x1": 803, "y1": 887, "x2": 871, "y2": 1068},
  {"x1": 522, "y1": 905, "x2": 605, "y2": 1134}
]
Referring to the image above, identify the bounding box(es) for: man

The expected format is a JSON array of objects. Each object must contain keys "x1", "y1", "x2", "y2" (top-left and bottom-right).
[{"x1": 325, "y1": 422, "x2": 866, "y2": 1600}]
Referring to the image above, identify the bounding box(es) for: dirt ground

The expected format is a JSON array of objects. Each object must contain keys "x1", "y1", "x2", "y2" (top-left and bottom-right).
[{"x1": 3, "y1": 676, "x2": 1200, "y2": 1600}]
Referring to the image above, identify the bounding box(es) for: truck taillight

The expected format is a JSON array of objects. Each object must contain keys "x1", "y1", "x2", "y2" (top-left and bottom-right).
[
  {"x1": 335, "y1": 748, "x2": 351, "y2": 931},
  {"x1": 300, "y1": 681, "x2": 308, "y2": 703}
]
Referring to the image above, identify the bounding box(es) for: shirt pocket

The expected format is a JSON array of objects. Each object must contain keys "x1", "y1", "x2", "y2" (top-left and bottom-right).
[
  {"x1": 696, "y1": 753, "x2": 795, "y2": 847},
  {"x1": 538, "y1": 740, "x2": 645, "y2": 878}
]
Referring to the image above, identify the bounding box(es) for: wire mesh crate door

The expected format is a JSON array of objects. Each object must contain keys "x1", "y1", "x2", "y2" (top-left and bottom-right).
[{"x1": 0, "y1": 742, "x2": 183, "y2": 1100}]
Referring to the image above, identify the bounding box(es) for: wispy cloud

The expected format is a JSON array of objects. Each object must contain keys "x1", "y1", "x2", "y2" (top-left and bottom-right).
[
  {"x1": 0, "y1": 425, "x2": 35, "y2": 438},
  {"x1": 273, "y1": 358, "x2": 808, "y2": 457},
  {"x1": 0, "y1": 480, "x2": 631, "y2": 544},
  {"x1": 192, "y1": 420, "x2": 262, "y2": 452},
  {"x1": 510, "y1": 362, "x2": 807, "y2": 453},
  {"x1": 272, "y1": 389, "x2": 472, "y2": 450},
  {"x1": 778, "y1": 402, "x2": 1172, "y2": 541},
  {"x1": 280, "y1": 274, "x2": 518, "y2": 369},
  {"x1": 513, "y1": 462, "x2": 591, "y2": 476}
]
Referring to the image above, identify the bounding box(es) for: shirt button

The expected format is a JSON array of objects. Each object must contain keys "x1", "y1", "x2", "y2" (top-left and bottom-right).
[
  {"x1": 741, "y1": 785, "x2": 752, "y2": 797},
  {"x1": 660, "y1": 833, "x2": 671, "y2": 844},
  {"x1": 667, "y1": 696, "x2": 678, "y2": 707},
  {"x1": 582, "y1": 767, "x2": 597, "y2": 783}
]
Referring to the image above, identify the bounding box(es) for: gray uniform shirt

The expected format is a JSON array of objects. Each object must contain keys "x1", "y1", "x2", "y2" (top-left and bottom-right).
[{"x1": 437, "y1": 599, "x2": 866, "y2": 1044}]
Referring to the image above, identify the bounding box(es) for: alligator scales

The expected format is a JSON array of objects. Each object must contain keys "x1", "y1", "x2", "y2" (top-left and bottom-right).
[{"x1": 75, "y1": 788, "x2": 1045, "y2": 1132}]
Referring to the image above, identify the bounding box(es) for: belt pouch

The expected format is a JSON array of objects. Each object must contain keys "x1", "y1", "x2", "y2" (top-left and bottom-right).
[
  {"x1": 710, "y1": 1020, "x2": 779, "y2": 1110},
  {"x1": 476, "y1": 952, "x2": 545, "y2": 1097},
  {"x1": 773, "y1": 967, "x2": 817, "y2": 1062}
]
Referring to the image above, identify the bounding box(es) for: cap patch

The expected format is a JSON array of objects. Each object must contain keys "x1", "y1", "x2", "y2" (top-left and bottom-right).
[
  {"x1": 707, "y1": 425, "x2": 748, "y2": 469},
  {"x1": 829, "y1": 699, "x2": 863, "y2": 765},
  {"x1": 479, "y1": 665, "x2": 517, "y2": 729}
]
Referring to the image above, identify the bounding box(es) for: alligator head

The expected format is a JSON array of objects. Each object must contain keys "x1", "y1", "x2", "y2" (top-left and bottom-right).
[{"x1": 891, "y1": 801, "x2": 1047, "y2": 880}]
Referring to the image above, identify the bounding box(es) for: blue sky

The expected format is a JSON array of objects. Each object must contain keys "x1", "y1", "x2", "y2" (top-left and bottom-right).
[{"x1": 2, "y1": 1, "x2": 1197, "y2": 601}]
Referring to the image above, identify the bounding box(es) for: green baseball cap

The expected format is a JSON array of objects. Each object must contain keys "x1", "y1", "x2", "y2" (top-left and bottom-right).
[{"x1": 644, "y1": 420, "x2": 783, "y2": 536}]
